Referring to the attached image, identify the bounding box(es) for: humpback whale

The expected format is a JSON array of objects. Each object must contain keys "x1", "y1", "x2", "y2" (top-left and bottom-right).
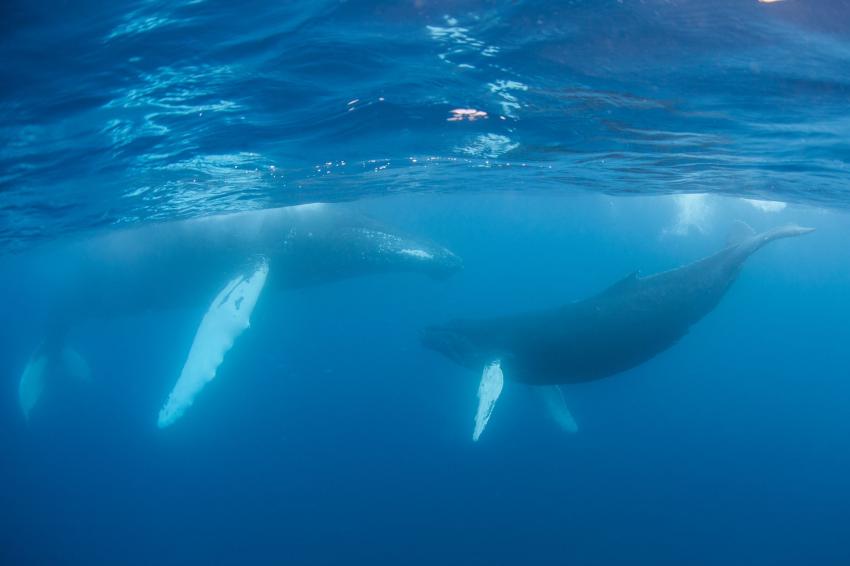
[
  {"x1": 422, "y1": 223, "x2": 813, "y2": 441},
  {"x1": 12, "y1": 203, "x2": 462, "y2": 426}
]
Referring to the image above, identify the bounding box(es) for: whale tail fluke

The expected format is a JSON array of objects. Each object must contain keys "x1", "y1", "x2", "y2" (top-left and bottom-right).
[
  {"x1": 727, "y1": 223, "x2": 815, "y2": 266},
  {"x1": 761, "y1": 224, "x2": 816, "y2": 242},
  {"x1": 727, "y1": 221, "x2": 814, "y2": 249},
  {"x1": 18, "y1": 344, "x2": 91, "y2": 421}
]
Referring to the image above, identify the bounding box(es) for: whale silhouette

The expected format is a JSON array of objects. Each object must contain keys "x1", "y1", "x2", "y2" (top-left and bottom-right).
[
  {"x1": 11, "y1": 203, "x2": 462, "y2": 426},
  {"x1": 422, "y1": 223, "x2": 814, "y2": 441}
]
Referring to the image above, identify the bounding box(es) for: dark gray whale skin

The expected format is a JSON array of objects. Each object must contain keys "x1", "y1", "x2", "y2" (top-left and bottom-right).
[
  {"x1": 4, "y1": 203, "x2": 462, "y2": 342},
  {"x1": 33, "y1": 205, "x2": 460, "y2": 319},
  {"x1": 422, "y1": 225, "x2": 813, "y2": 385},
  {"x1": 8, "y1": 202, "x2": 464, "y2": 422}
]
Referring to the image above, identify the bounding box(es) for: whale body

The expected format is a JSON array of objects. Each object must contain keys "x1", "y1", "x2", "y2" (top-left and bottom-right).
[
  {"x1": 11, "y1": 203, "x2": 462, "y2": 426},
  {"x1": 422, "y1": 223, "x2": 813, "y2": 440}
]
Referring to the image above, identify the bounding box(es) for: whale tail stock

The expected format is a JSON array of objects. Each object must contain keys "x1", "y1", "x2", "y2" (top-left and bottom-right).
[
  {"x1": 18, "y1": 337, "x2": 91, "y2": 422},
  {"x1": 718, "y1": 222, "x2": 815, "y2": 273},
  {"x1": 729, "y1": 222, "x2": 814, "y2": 255}
]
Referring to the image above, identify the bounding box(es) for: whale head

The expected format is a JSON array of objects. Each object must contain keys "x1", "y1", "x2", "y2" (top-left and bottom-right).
[
  {"x1": 389, "y1": 238, "x2": 464, "y2": 280},
  {"x1": 337, "y1": 224, "x2": 463, "y2": 280},
  {"x1": 421, "y1": 321, "x2": 487, "y2": 369},
  {"x1": 267, "y1": 208, "x2": 462, "y2": 286}
]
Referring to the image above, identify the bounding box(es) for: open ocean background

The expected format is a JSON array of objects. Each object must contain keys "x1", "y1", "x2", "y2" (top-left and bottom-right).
[{"x1": 2, "y1": 1, "x2": 850, "y2": 564}]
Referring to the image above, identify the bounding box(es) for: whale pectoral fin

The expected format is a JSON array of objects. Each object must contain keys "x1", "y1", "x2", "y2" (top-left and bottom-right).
[
  {"x1": 18, "y1": 344, "x2": 91, "y2": 421},
  {"x1": 19, "y1": 355, "x2": 48, "y2": 421},
  {"x1": 61, "y1": 347, "x2": 91, "y2": 383},
  {"x1": 472, "y1": 360, "x2": 504, "y2": 442},
  {"x1": 538, "y1": 385, "x2": 578, "y2": 434},
  {"x1": 157, "y1": 258, "x2": 269, "y2": 429}
]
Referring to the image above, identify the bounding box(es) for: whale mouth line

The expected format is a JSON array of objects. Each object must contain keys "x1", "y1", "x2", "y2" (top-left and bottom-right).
[{"x1": 421, "y1": 326, "x2": 468, "y2": 365}]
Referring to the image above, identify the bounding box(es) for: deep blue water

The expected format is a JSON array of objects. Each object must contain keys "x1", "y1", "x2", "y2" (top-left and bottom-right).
[{"x1": 2, "y1": 1, "x2": 850, "y2": 565}]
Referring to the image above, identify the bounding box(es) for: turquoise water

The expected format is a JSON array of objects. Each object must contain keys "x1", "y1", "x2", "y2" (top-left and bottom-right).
[{"x1": 2, "y1": 2, "x2": 850, "y2": 565}]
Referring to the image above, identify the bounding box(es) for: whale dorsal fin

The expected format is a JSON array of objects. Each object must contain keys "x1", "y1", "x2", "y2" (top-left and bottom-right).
[
  {"x1": 618, "y1": 270, "x2": 640, "y2": 286},
  {"x1": 726, "y1": 220, "x2": 756, "y2": 246},
  {"x1": 598, "y1": 270, "x2": 641, "y2": 298}
]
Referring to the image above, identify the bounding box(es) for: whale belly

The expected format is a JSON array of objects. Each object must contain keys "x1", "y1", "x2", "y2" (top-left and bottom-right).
[{"x1": 506, "y1": 305, "x2": 692, "y2": 385}]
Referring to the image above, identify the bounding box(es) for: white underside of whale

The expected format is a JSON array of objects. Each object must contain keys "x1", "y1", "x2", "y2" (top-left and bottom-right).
[{"x1": 157, "y1": 259, "x2": 269, "y2": 428}]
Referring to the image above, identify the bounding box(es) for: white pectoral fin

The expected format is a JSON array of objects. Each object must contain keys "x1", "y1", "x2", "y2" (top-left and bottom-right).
[
  {"x1": 61, "y1": 348, "x2": 91, "y2": 383},
  {"x1": 157, "y1": 259, "x2": 269, "y2": 429},
  {"x1": 18, "y1": 344, "x2": 91, "y2": 421},
  {"x1": 19, "y1": 355, "x2": 48, "y2": 421},
  {"x1": 472, "y1": 360, "x2": 504, "y2": 442},
  {"x1": 539, "y1": 385, "x2": 578, "y2": 434}
]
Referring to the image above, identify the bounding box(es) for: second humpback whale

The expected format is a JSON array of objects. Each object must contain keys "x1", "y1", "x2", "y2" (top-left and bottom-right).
[
  {"x1": 422, "y1": 223, "x2": 813, "y2": 441},
  {"x1": 12, "y1": 203, "x2": 461, "y2": 427}
]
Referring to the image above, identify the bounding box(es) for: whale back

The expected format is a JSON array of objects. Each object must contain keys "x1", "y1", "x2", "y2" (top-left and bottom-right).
[
  {"x1": 21, "y1": 204, "x2": 462, "y2": 324},
  {"x1": 423, "y1": 224, "x2": 814, "y2": 385}
]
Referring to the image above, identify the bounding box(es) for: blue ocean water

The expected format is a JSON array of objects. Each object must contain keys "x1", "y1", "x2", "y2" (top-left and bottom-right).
[{"x1": 2, "y1": 1, "x2": 850, "y2": 565}]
